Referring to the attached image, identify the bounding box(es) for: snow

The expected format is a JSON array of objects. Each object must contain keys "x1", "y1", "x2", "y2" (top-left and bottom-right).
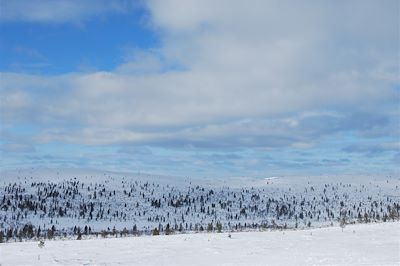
[{"x1": 1, "y1": 222, "x2": 399, "y2": 265}]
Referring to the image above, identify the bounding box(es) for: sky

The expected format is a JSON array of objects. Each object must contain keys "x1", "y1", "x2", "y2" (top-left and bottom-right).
[{"x1": 0, "y1": 0, "x2": 399, "y2": 178}]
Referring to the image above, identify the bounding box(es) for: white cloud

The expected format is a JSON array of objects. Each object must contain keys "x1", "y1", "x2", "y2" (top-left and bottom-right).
[
  {"x1": 0, "y1": 1, "x2": 398, "y2": 151},
  {"x1": 115, "y1": 51, "x2": 164, "y2": 75}
]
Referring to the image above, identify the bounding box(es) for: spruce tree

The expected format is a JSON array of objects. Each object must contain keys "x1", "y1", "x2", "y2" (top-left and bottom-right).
[
  {"x1": 165, "y1": 224, "x2": 172, "y2": 235},
  {"x1": 77, "y1": 227, "x2": 82, "y2": 240},
  {"x1": 47, "y1": 229, "x2": 54, "y2": 240},
  {"x1": 216, "y1": 222, "x2": 222, "y2": 233},
  {"x1": 207, "y1": 223, "x2": 213, "y2": 232},
  {"x1": 152, "y1": 228, "x2": 159, "y2": 236}
]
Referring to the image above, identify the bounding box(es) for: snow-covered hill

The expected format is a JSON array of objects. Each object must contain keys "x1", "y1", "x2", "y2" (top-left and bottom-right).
[
  {"x1": 0, "y1": 222, "x2": 399, "y2": 265},
  {"x1": 0, "y1": 168, "x2": 399, "y2": 239}
]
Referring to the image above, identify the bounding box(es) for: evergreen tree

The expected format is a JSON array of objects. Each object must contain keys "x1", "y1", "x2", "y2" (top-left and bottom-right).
[
  {"x1": 37, "y1": 226, "x2": 41, "y2": 238},
  {"x1": 77, "y1": 227, "x2": 82, "y2": 240},
  {"x1": 47, "y1": 229, "x2": 54, "y2": 240},
  {"x1": 216, "y1": 222, "x2": 222, "y2": 233},
  {"x1": 207, "y1": 223, "x2": 213, "y2": 232},
  {"x1": 132, "y1": 224, "x2": 138, "y2": 235},
  {"x1": 165, "y1": 224, "x2": 172, "y2": 235},
  {"x1": 152, "y1": 228, "x2": 159, "y2": 236},
  {"x1": 6, "y1": 228, "x2": 12, "y2": 241}
]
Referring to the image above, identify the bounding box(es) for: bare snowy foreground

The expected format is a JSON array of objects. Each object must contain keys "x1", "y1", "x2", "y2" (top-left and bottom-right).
[{"x1": 0, "y1": 222, "x2": 399, "y2": 266}]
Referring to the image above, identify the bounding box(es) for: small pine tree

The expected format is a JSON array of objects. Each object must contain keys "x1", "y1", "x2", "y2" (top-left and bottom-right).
[
  {"x1": 165, "y1": 224, "x2": 172, "y2": 235},
  {"x1": 77, "y1": 228, "x2": 82, "y2": 240},
  {"x1": 152, "y1": 228, "x2": 159, "y2": 236},
  {"x1": 47, "y1": 229, "x2": 54, "y2": 240},
  {"x1": 37, "y1": 226, "x2": 41, "y2": 238},
  {"x1": 207, "y1": 223, "x2": 213, "y2": 232},
  {"x1": 112, "y1": 226, "x2": 117, "y2": 236},
  {"x1": 216, "y1": 222, "x2": 222, "y2": 233},
  {"x1": 6, "y1": 228, "x2": 12, "y2": 241},
  {"x1": 121, "y1": 227, "x2": 129, "y2": 236},
  {"x1": 132, "y1": 224, "x2": 138, "y2": 235},
  {"x1": 389, "y1": 206, "x2": 399, "y2": 221}
]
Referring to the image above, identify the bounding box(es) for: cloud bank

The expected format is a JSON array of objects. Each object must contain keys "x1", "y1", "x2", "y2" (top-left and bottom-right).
[{"x1": 1, "y1": 0, "x2": 399, "y2": 176}]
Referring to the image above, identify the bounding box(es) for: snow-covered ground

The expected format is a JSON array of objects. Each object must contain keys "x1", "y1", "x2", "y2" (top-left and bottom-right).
[
  {"x1": 1, "y1": 168, "x2": 399, "y2": 265},
  {"x1": 0, "y1": 222, "x2": 398, "y2": 265}
]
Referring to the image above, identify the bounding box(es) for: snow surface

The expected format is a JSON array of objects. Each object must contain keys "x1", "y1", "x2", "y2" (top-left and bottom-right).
[{"x1": 1, "y1": 222, "x2": 399, "y2": 265}]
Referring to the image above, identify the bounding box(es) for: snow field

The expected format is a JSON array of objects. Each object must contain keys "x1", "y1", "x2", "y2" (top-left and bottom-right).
[{"x1": 0, "y1": 222, "x2": 399, "y2": 266}]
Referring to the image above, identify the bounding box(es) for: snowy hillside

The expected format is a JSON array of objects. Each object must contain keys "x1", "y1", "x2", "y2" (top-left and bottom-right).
[
  {"x1": 0, "y1": 168, "x2": 399, "y2": 241},
  {"x1": 0, "y1": 222, "x2": 399, "y2": 265}
]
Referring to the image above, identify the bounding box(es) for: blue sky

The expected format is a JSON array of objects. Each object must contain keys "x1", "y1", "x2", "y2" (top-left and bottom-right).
[{"x1": 1, "y1": 0, "x2": 399, "y2": 177}]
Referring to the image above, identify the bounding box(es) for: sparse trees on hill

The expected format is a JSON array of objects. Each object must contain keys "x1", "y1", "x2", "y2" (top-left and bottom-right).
[{"x1": 0, "y1": 176, "x2": 398, "y2": 242}]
